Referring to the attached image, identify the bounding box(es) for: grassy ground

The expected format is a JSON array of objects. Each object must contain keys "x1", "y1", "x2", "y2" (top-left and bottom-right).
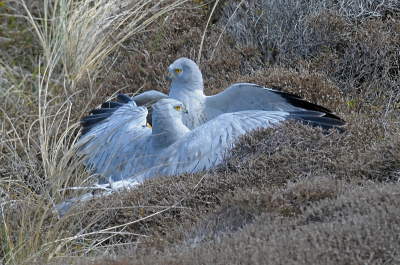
[{"x1": 1, "y1": 0, "x2": 400, "y2": 264}]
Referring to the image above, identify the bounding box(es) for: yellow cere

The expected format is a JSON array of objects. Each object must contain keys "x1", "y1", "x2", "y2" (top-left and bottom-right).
[{"x1": 175, "y1": 68, "x2": 182, "y2": 74}]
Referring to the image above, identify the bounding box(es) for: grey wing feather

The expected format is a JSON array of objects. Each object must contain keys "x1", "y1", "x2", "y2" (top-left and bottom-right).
[
  {"x1": 142, "y1": 110, "x2": 289, "y2": 179},
  {"x1": 80, "y1": 95, "x2": 136, "y2": 136},
  {"x1": 205, "y1": 83, "x2": 342, "y2": 121},
  {"x1": 82, "y1": 91, "x2": 168, "y2": 135},
  {"x1": 76, "y1": 101, "x2": 153, "y2": 183},
  {"x1": 132, "y1": 90, "x2": 168, "y2": 106}
]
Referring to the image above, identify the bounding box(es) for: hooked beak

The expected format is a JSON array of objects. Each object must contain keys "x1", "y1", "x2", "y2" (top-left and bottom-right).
[
  {"x1": 183, "y1": 107, "x2": 188, "y2": 114},
  {"x1": 166, "y1": 71, "x2": 174, "y2": 81}
]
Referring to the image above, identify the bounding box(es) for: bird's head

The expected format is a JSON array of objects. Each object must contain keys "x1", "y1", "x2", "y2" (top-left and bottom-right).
[
  {"x1": 166, "y1": 58, "x2": 203, "y2": 91},
  {"x1": 152, "y1": 99, "x2": 188, "y2": 120},
  {"x1": 151, "y1": 99, "x2": 190, "y2": 147}
]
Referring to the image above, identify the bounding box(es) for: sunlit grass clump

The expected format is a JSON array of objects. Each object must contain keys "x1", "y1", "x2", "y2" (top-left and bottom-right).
[{"x1": 0, "y1": 0, "x2": 185, "y2": 263}]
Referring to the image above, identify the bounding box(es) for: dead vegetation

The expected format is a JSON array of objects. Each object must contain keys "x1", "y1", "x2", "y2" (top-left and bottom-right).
[{"x1": 1, "y1": 0, "x2": 400, "y2": 264}]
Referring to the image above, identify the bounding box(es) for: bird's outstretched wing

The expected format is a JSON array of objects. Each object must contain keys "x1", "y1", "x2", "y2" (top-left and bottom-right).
[
  {"x1": 131, "y1": 90, "x2": 168, "y2": 106},
  {"x1": 141, "y1": 110, "x2": 287, "y2": 179},
  {"x1": 139, "y1": 109, "x2": 345, "y2": 181},
  {"x1": 77, "y1": 101, "x2": 153, "y2": 183},
  {"x1": 81, "y1": 91, "x2": 168, "y2": 134},
  {"x1": 205, "y1": 83, "x2": 343, "y2": 121}
]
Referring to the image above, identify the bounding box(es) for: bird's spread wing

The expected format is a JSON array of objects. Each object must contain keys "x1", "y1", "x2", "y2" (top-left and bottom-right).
[
  {"x1": 143, "y1": 110, "x2": 289, "y2": 179},
  {"x1": 81, "y1": 91, "x2": 168, "y2": 134},
  {"x1": 131, "y1": 90, "x2": 168, "y2": 106},
  {"x1": 139, "y1": 108, "x2": 346, "y2": 181},
  {"x1": 76, "y1": 101, "x2": 153, "y2": 183},
  {"x1": 80, "y1": 94, "x2": 135, "y2": 136},
  {"x1": 205, "y1": 83, "x2": 342, "y2": 120}
]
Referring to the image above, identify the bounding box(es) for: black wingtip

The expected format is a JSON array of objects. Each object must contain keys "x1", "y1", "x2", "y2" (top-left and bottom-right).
[
  {"x1": 81, "y1": 114, "x2": 111, "y2": 127},
  {"x1": 89, "y1": 108, "x2": 118, "y2": 115},
  {"x1": 116, "y1": 94, "x2": 133, "y2": 103},
  {"x1": 81, "y1": 94, "x2": 134, "y2": 136},
  {"x1": 272, "y1": 89, "x2": 345, "y2": 122},
  {"x1": 289, "y1": 113, "x2": 347, "y2": 133}
]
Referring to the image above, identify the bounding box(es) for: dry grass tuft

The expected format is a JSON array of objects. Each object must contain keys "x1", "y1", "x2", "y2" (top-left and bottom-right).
[{"x1": 1, "y1": 0, "x2": 189, "y2": 263}]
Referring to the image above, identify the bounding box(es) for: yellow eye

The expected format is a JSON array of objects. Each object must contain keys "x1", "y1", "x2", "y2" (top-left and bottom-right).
[
  {"x1": 175, "y1": 68, "x2": 182, "y2": 74},
  {"x1": 175, "y1": 106, "x2": 181, "y2": 111}
]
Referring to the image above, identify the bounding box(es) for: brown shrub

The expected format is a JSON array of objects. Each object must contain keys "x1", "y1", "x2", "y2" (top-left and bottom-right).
[
  {"x1": 313, "y1": 19, "x2": 400, "y2": 108},
  {"x1": 71, "y1": 179, "x2": 400, "y2": 265}
]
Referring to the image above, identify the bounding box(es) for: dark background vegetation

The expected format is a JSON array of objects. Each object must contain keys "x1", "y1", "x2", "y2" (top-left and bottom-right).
[{"x1": 1, "y1": 0, "x2": 400, "y2": 264}]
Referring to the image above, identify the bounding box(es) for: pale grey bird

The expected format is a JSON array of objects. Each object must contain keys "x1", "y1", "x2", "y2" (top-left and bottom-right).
[
  {"x1": 78, "y1": 98, "x2": 344, "y2": 185},
  {"x1": 77, "y1": 99, "x2": 188, "y2": 184},
  {"x1": 59, "y1": 60, "x2": 345, "y2": 216},
  {"x1": 165, "y1": 58, "x2": 344, "y2": 129},
  {"x1": 57, "y1": 98, "x2": 340, "y2": 216},
  {"x1": 85, "y1": 57, "x2": 345, "y2": 132}
]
